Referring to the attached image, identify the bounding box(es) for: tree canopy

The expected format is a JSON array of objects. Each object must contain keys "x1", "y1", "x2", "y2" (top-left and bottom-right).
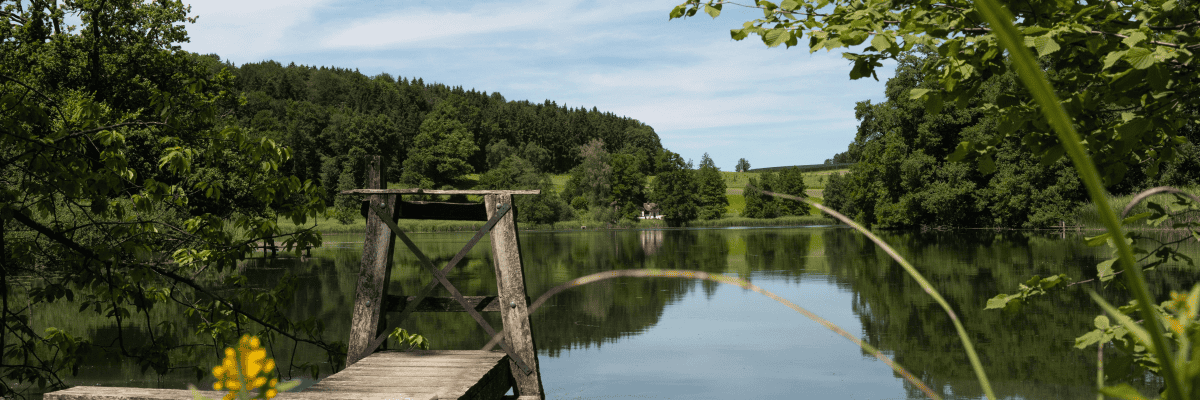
[
  {"x1": 651, "y1": 153, "x2": 700, "y2": 226},
  {"x1": 1, "y1": 0, "x2": 328, "y2": 395},
  {"x1": 400, "y1": 95, "x2": 479, "y2": 188},
  {"x1": 695, "y1": 153, "x2": 729, "y2": 220}
]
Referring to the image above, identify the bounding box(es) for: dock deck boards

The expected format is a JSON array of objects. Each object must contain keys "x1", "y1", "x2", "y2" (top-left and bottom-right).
[{"x1": 44, "y1": 350, "x2": 511, "y2": 400}]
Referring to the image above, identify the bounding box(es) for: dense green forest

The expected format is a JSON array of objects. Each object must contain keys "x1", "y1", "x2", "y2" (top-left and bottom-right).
[
  {"x1": 188, "y1": 56, "x2": 666, "y2": 194},
  {"x1": 823, "y1": 49, "x2": 1200, "y2": 229}
]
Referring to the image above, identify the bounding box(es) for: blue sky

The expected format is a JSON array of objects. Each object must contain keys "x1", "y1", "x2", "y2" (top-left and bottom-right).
[{"x1": 177, "y1": 0, "x2": 896, "y2": 170}]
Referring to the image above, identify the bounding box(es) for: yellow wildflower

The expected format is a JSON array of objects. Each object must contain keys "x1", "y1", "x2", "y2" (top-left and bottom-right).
[{"x1": 209, "y1": 334, "x2": 282, "y2": 400}]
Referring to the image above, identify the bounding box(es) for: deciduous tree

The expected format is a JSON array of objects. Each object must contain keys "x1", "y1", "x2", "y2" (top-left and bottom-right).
[
  {"x1": 651, "y1": 154, "x2": 699, "y2": 226},
  {"x1": 736, "y1": 158, "x2": 750, "y2": 173},
  {"x1": 400, "y1": 95, "x2": 479, "y2": 188}
]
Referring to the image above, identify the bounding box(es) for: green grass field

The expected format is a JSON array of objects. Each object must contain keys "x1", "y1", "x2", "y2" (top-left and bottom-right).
[{"x1": 301, "y1": 169, "x2": 843, "y2": 234}]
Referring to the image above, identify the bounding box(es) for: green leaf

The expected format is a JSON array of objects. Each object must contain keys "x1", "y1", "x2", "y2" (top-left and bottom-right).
[
  {"x1": 1097, "y1": 258, "x2": 1117, "y2": 282},
  {"x1": 1095, "y1": 315, "x2": 1111, "y2": 330},
  {"x1": 1122, "y1": 31, "x2": 1147, "y2": 48},
  {"x1": 704, "y1": 4, "x2": 721, "y2": 18},
  {"x1": 1098, "y1": 384, "x2": 1151, "y2": 400},
  {"x1": 909, "y1": 88, "x2": 930, "y2": 100},
  {"x1": 977, "y1": 152, "x2": 995, "y2": 174},
  {"x1": 1038, "y1": 145, "x2": 1065, "y2": 166},
  {"x1": 276, "y1": 379, "x2": 303, "y2": 392},
  {"x1": 781, "y1": 0, "x2": 801, "y2": 9},
  {"x1": 1090, "y1": 291, "x2": 1156, "y2": 354},
  {"x1": 731, "y1": 28, "x2": 749, "y2": 41},
  {"x1": 947, "y1": 141, "x2": 973, "y2": 162},
  {"x1": 1122, "y1": 211, "x2": 1153, "y2": 225},
  {"x1": 1033, "y1": 35, "x2": 1060, "y2": 56},
  {"x1": 1116, "y1": 117, "x2": 1151, "y2": 144},
  {"x1": 871, "y1": 34, "x2": 891, "y2": 51},
  {"x1": 985, "y1": 294, "x2": 1014, "y2": 309},
  {"x1": 1123, "y1": 47, "x2": 1155, "y2": 69},
  {"x1": 764, "y1": 28, "x2": 792, "y2": 48},
  {"x1": 1103, "y1": 50, "x2": 1127, "y2": 70},
  {"x1": 669, "y1": 5, "x2": 685, "y2": 19},
  {"x1": 1086, "y1": 232, "x2": 1111, "y2": 247},
  {"x1": 1074, "y1": 329, "x2": 1104, "y2": 349},
  {"x1": 924, "y1": 91, "x2": 944, "y2": 114}
]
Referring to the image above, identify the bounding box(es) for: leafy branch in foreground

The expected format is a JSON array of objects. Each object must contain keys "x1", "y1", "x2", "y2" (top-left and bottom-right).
[
  {"x1": 971, "y1": 0, "x2": 1194, "y2": 396},
  {"x1": 1, "y1": 1, "x2": 335, "y2": 397},
  {"x1": 671, "y1": 0, "x2": 1200, "y2": 397},
  {"x1": 672, "y1": 0, "x2": 1200, "y2": 186}
]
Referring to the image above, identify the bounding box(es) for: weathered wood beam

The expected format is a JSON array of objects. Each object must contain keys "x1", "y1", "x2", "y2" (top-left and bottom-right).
[
  {"x1": 384, "y1": 295, "x2": 529, "y2": 313},
  {"x1": 346, "y1": 156, "x2": 399, "y2": 365},
  {"x1": 484, "y1": 194, "x2": 545, "y2": 399}
]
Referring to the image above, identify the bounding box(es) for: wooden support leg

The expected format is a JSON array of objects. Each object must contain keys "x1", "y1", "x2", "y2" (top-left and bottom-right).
[
  {"x1": 485, "y1": 194, "x2": 545, "y2": 400},
  {"x1": 346, "y1": 156, "x2": 399, "y2": 366}
]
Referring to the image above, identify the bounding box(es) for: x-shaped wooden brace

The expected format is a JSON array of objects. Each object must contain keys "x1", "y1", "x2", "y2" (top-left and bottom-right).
[{"x1": 363, "y1": 201, "x2": 535, "y2": 375}]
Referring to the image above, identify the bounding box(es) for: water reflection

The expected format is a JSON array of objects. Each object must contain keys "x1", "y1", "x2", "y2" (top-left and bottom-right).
[{"x1": 21, "y1": 227, "x2": 1200, "y2": 399}]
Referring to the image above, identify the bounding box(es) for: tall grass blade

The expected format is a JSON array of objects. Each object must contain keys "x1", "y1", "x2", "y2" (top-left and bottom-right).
[
  {"x1": 755, "y1": 188, "x2": 996, "y2": 400},
  {"x1": 482, "y1": 269, "x2": 943, "y2": 399},
  {"x1": 969, "y1": 0, "x2": 1184, "y2": 397}
]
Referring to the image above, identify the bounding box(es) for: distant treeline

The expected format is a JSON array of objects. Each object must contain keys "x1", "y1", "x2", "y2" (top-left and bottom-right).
[
  {"x1": 191, "y1": 56, "x2": 664, "y2": 199},
  {"x1": 748, "y1": 163, "x2": 856, "y2": 173}
]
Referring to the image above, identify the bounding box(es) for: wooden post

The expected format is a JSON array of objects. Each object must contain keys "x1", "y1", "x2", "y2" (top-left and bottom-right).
[
  {"x1": 346, "y1": 156, "x2": 399, "y2": 366},
  {"x1": 485, "y1": 194, "x2": 545, "y2": 399}
]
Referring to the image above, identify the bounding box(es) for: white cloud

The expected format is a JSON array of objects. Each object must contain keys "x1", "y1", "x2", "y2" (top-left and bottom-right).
[{"x1": 184, "y1": 0, "x2": 330, "y2": 62}]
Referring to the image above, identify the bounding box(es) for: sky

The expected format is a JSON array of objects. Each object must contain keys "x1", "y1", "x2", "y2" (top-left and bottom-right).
[{"x1": 175, "y1": 0, "x2": 896, "y2": 171}]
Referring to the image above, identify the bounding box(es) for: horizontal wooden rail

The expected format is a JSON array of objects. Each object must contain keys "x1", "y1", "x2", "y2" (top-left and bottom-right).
[{"x1": 385, "y1": 295, "x2": 529, "y2": 313}]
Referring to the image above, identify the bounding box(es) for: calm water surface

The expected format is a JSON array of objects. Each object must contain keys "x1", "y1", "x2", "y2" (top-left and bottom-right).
[{"x1": 24, "y1": 226, "x2": 1200, "y2": 399}]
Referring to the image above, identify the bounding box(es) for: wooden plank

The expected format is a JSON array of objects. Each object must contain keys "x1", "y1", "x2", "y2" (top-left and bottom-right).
[
  {"x1": 303, "y1": 351, "x2": 510, "y2": 400},
  {"x1": 43, "y1": 386, "x2": 436, "y2": 400},
  {"x1": 385, "y1": 295, "x2": 529, "y2": 313},
  {"x1": 484, "y1": 194, "x2": 544, "y2": 400},
  {"x1": 365, "y1": 350, "x2": 510, "y2": 357},
  {"x1": 346, "y1": 155, "x2": 400, "y2": 365},
  {"x1": 342, "y1": 189, "x2": 540, "y2": 195}
]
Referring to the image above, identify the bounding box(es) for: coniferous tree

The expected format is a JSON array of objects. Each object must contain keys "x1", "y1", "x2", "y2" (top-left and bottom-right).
[
  {"x1": 333, "y1": 160, "x2": 360, "y2": 224},
  {"x1": 774, "y1": 167, "x2": 808, "y2": 216},
  {"x1": 695, "y1": 153, "x2": 728, "y2": 220}
]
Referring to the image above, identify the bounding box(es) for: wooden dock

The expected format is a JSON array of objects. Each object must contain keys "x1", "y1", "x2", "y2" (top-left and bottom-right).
[
  {"x1": 46, "y1": 350, "x2": 518, "y2": 400},
  {"x1": 302, "y1": 350, "x2": 512, "y2": 399},
  {"x1": 45, "y1": 156, "x2": 546, "y2": 400}
]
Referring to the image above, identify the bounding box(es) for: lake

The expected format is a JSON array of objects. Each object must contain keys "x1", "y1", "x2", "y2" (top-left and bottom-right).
[{"x1": 22, "y1": 226, "x2": 1196, "y2": 399}]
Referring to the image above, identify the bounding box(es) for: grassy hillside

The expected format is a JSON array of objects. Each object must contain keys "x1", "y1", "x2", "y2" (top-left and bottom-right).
[{"x1": 292, "y1": 169, "x2": 844, "y2": 234}]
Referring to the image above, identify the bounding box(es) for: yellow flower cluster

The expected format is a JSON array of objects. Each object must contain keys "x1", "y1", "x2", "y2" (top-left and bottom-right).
[
  {"x1": 211, "y1": 335, "x2": 280, "y2": 400},
  {"x1": 1164, "y1": 288, "x2": 1200, "y2": 337}
]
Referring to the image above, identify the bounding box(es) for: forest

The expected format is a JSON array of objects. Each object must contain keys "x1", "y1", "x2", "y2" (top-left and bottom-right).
[{"x1": 823, "y1": 49, "x2": 1200, "y2": 229}]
